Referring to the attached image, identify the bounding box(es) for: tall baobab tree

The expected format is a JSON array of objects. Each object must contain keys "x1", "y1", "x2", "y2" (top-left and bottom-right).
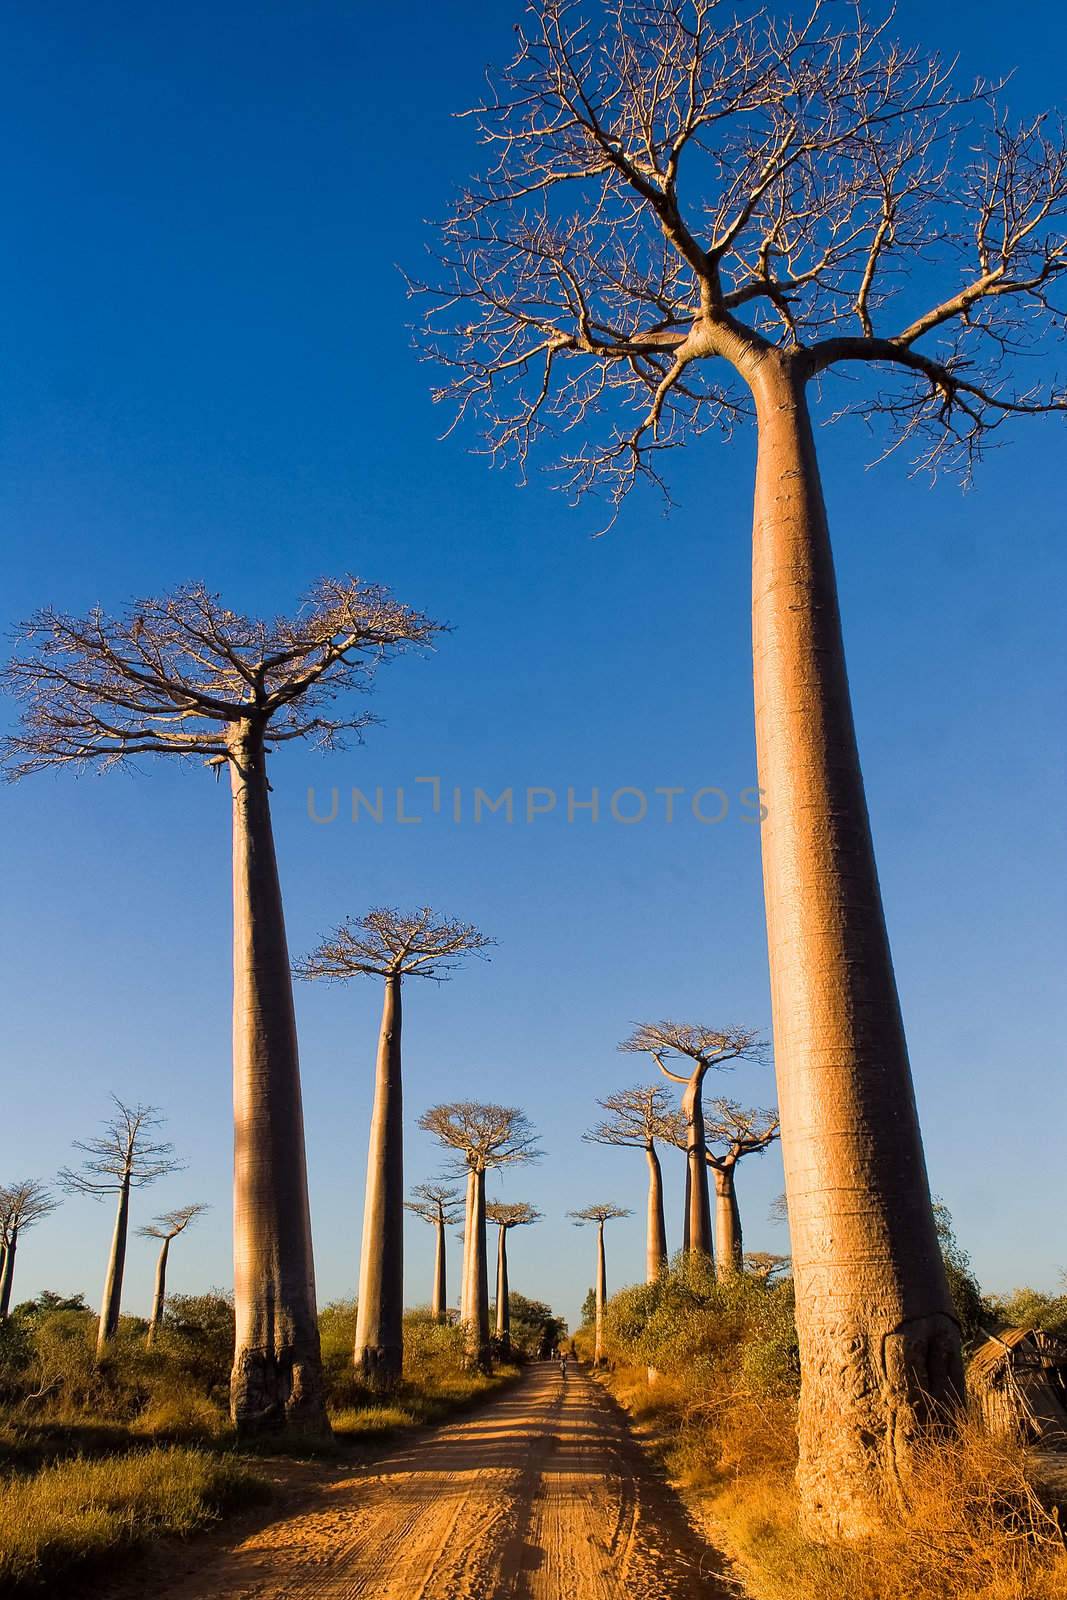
[
  {"x1": 58, "y1": 1099, "x2": 182, "y2": 1356},
  {"x1": 569, "y1": 1204, "x2": 631, "y2": 1367},
  {"x1": 419, "y1": 1103, "x2": 541, "y2": 1371},
  {"x1": 620, "y1": 1024, "x2": 762, "y2": 1268},
  {"x1": 583, "y1": 1086, "x2": 683, "y2": 1282},
  {"x1": 295, "y1": 909, "x2": 492, "y2": 1393},
  {"x1": 486, "y1": 1201, "x2": 541, "y2": 1352},
  {"x1": 138, "y1": 1203, "x2": 209, "y2": 1346},
  {"x1": 1, "y1": 578, "x2": 441, "y2": 1435},
  {"x1": 667, "y1": 1100, "x2": 780, "y2": 1277},
  {"x1": 415, "y1": 0, "x2": 1067, "y2": 1531},
  {"x1": 405, "y1": 1182, "x2": 464, "y2": 1322},
  {"x1": 0, "y1": 1181, "x2": 59, "y2": 1320}
]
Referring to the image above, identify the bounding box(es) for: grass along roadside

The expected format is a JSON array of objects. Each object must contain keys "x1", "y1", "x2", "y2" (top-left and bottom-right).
[{"x1": 0, "y1": 1447, "x2": 267, "y2": 1596}]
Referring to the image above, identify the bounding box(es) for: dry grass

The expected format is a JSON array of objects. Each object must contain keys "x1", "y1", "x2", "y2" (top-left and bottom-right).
[
  {"x1": 0, "y1": 1446, "x2": 267, "y2": 1594},
  {"x1": 606, "y1": 1367, "x2": 1067, "y2": 1600}
]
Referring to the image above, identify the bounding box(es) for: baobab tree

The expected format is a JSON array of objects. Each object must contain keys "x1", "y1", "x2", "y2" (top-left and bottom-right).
[
  {"x1": 58, "y1": 1099, "x2": 182, "y2": 1357},
  {"x1": 405, "y1": 1182, "x2": 464, "y2": 1322},
  {"x1": 295, "y1": 908, "x2": 491, "y2": 1392},
  {"x1": 620, "y1": 1024, "x2": 762, "y2": 1268},
  {"x1": 0, "y1": 1181, "x2": 59, "y2": 1320},
  {"x1": 583, "y1": 1085, "x2": 683, "y2": 1282},
  {"x1": 745, "y1": 1252, "x2": 791, "y2": 1284},
  {"x1": 138, "y1": 1203, "x2": 209, "y2": 1346},
  {"x1": 667, "y1": 1099, "x2": 780, "y2": 1277},
  {"x1": 418, "y1": 1102, "x2": 541, "y2": 1371},
  {"x1": 569, "y1": 1204, "x2": 631, "y2": 1367},
  {"x1": 1, "y1": 578, "x2": 441, "y2": 1435},
  {"x1": 486, "y1": 1201, "x2": 541, "y2": 1352},
  {"x1": 417, "y1": 0, "x2": 1067, "y2": 1531}
]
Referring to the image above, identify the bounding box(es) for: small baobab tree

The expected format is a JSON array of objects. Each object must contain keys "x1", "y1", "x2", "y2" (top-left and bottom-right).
[
  {"x1": 416, "y1": 0, "x2": 1067, "y2": 1531},
  {"x1": 419, "y1": 1102, "x2": 541, "y2": 1371},
  {"x1": 405, "y1": 1182, "x2": 464, "y2": 1322},
  {"x1": 0, "y1": 1180, "x2": 59, "y2": 1320},
  {"x1": 486, "y1": 1201, "x2": 541, "y2": 1352},
  {"x1": 2, "y1": 578, "x2": 441, "y2": 1435},
  {"x1": 138, "y1": 1203, "x2": 209, "y2": 1345},
  {"x1": 668, "y1": 1100, "x2": 780, "y2": 1277},
  {"x1": 745, "y1": 1252, "x2": 791, "y2": 1284},
  {"x1": 58, "y1": 1098, "x2": 182, "y2": 1357},
  {"x1": 583, "y1": 1085, "x2": 684, "y2": 1283},
  {"x1": 620, "y1": 1024, "x2": 763, "y2": 1268},
  {"x1": 295, "y1": 908, "x2": 491, "y2": 1393},
  {"x1": 569, "y1": 1204, "x2": 631, "y2": 1367}
]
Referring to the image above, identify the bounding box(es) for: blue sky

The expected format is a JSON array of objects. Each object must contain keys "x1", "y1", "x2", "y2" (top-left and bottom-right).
[{"x1": 1, "y1": 0, "x2": 1065, "y2": 1332}]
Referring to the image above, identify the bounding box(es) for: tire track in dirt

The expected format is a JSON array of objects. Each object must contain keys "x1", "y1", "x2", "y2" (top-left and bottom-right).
[{"x1": 126, "y1": 1365, "x2": 732, "y2": 1599}]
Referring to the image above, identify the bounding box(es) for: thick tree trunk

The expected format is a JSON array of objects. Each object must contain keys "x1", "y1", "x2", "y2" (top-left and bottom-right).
[
  {"x1": 97, "y1": 1175, "x2": 130, "y2": 1356},
  {"x1": 432, "y1": 1217, "x2": 446, "y2": 1323},
  {"x1": 464, "y1": 1167, "x2": 490, "y2": 1372},
  {"x1": 750, "y1": 361, "x2": 962, "y2": 1536},
  {"x1": 713, "y1": 1167, "x2": 743, "y2": 1278},
  {"x1": 645, "y1": 1144, "x2": 667, "y2": 1282},
  {"x1": 146, "y1": 1234, "x2": 171, "y2": 1346},
  {"x1": 683, "y1": 1072, "x2": 714, "y2": 1265},
  {"x1": 0, "y1": 1231, "x2": 17, "y2": 1320},
  {"x1": 594, "y1": 1221, "x2": 607, "y2": 1367},
  {"x1": 460, "y1": 1169, "x2": 475, "y2": 1324},
  {"x1": 495, "y1": 1224, "x2": 510, "y2": 1348},
  {"x1": 355, "y1": 974, "x2": 405, "y2": 1393},
  {"x1": 229, "y1": 727, "x2": 327, "y2": 1436}
]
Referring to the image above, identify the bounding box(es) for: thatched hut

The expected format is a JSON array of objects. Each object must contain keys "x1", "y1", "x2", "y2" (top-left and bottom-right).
[{"x1": 968, "y1": 1326, "x2": 1067, "y2": 1448}]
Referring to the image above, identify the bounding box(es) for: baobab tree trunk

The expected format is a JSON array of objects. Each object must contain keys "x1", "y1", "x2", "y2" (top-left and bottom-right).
[
  {"x1": 594, "y1": 1220, "x2": 607, "y2": 1368},
  {"x1": 146, "y1": 1234, "x2": 171, "y2": 1346},
  {"x1": 0, "y1": 1232, "x2": 16, "y2": 1320},
  {"x1": 750, "y1": 360, "x2": 962, "y2": 1537},
  {"x1": 229, "y1": 728, "x2": 327, "y2": 1436},
  {"x1": 460, "y1": 1169, "x2": 475, "y2": 1324},
  {"x1": 682, "y1": 1073, "x2": 714, "y2": 1266},
  {"x1": 645, "y1": 1144, "x2": 667, "y2": 1283},
  {"x1": 97, "y1": 1175, "x2": 130, "y2": 1356},
  {"x1": 464, "y1": 1168, "x2": 490, "y2": 1372},
  {"x1": 355, "y1": 973, "x2": 405, "y2": 1393},
  {"x1": 495, "y1": 1224, "x2": 510, "y2": 1349},
  {"x1": 713, "y1": 1168, "x2": 743, "y2": 1279},
  {"x1": 432, "y1": 1216, "x2": 447, "y2": 1324}
]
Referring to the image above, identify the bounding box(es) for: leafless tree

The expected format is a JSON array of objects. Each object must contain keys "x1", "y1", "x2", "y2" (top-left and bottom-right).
[
  {"x1": 297, "y1": 908, "x2": 491, "y2": 1393},
  {"x1": 58, "y1": 1098, "x2": 183, "y2": 1356},
  {"x1": 569, "y1": 1203, "x2": 631, "y2": 1366},
  {"x1": 405, "y1": 1181, "x2": 464, "y2": 1322},
  {"x1": 419, "y1": 1103, "x2": 541, "y2": 1370},
  {"x1": 666, "y1": 1099, "x2": 779, "y2": 1276},
  {"x1": 620, "y1": 1023, "x2": 763, "y2": 1266},
  {"x1": 138, "y1": 1203, "x2": 209, "y2": 1345},
  {"x1": 0, "y1": 1180, "x2": 59, "y2": 1320},
  {"x1": 415, "y1": 0, "x2": 1067, "y2": 1531},
  {"x1": 486, "y1": 1200, "x2": 542, "y2": 1350},
  {"x1": 745, "y1": 1251, "x2": 791, "y2": 1283},
  {"x1": 583, "y1": 1085, "x2": 683, "y2": 1281},
  {"x1": 2, "y1": 578, "x2": 442, "y2": 1436}
]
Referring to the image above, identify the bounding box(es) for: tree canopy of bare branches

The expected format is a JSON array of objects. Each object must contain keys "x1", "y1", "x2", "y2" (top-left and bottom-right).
[
  {"x1": 485, "y1": 1201, "x2": 543, "y2": 1230},
  {"x1": 295, "y1": 908, "x2": 493, "y2": 983},
  {"x1": 568, "y1": 1203, "x2": 631, "y2": 1226},
  {"x1": 138, "y1": 1203, "x2": 209, "y2": 1243},
  {"x1": 583, "y1": 1083, "x2": 685, "y2": 1148},
  {"x1": 58, "y1": 1099, "x2": 182, "y2": 1197},
  {"x1": 0, "y1": 1180, "x2": 59, "y2": 1320},
  {"x1": 620, "y1": 1021, "x2": 764, "y2": 1074},
  {"x1": 405, "y1": 1182, "x2": 465, "y2": 1227},
  {"x1": 417, "y1": 0, "x2": 1067, "y2": 512},
  {"x1": 1, "y1": 578, "x2": 443, "y2": 775},
  {"x1": 418, "y1": 1104, "x2": 543, "y2": 1173}
]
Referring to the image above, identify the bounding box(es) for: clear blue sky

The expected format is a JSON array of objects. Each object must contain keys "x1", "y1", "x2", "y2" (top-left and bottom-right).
[{"x1": 1, "y1": 0, "x2": 1064, "y2": 1333}]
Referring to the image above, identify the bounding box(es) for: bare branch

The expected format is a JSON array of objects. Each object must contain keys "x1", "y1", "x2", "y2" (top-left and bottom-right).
[
  {"x1": 418, "y1": 1102, "x2": 543, "y2": 1174},
  {"x1": 295, "y1": 907, "x2": 493, "y2": 983},
  {"x1": 57, "y1": 1096, "x2": 184, "y2": 1196},
  {"x1": 137, "y1": 1202, "x2": 209, "y2": 1242}
]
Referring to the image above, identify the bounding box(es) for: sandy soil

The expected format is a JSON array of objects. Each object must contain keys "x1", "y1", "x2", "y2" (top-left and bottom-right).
[{"x1": 116, "y1": 1364, "x2": 732, "y2": 1599}]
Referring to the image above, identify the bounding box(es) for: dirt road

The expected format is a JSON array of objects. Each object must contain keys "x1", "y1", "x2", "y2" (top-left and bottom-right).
[{"x1": 138, "y1": 1364, "x2": 731, "y2": 1599}]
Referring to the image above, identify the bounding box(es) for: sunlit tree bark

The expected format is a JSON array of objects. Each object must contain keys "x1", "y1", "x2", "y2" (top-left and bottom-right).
[
  {"x1": 569, "y1": 1204, "x2": 630, "y2": 1367},
  {"x1": 486, "y1": 1202, "x2": 541, "y2": 1353},
  {"x1": 406, "y1": 1183, "x2": 463, "y2": 1323},
  {"x1": 583, "y1": 1086, "x2": 683, "y2": 1282},
  {"x1": 138, "y1": 1203, "x2": 208, "y2": 1345}
]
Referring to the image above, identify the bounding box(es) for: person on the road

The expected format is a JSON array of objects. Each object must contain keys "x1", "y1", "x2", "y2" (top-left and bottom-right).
[{"x1": 559, "y1": 1350, "x2": 569, "y2": 1379}]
